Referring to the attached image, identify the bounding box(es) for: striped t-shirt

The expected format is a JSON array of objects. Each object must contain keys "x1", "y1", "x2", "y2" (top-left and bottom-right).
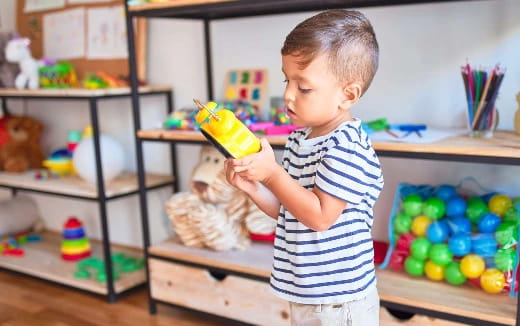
[{"x1": 270, "y1": 119, "x2": 384, "y2": 304}]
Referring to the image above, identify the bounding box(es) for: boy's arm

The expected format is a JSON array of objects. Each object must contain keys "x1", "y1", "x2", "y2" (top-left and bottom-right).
[
  {"x1": 244, "y1": 182, "x2": 280, "y2": 220},
  {"x1": 263, "y1": 164, "x2": 346, "y2": 231}
]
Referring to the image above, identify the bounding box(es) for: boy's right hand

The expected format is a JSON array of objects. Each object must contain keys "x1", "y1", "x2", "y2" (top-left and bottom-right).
[{"x1": 224, "y1": 158, "x2": 258, "y2": 195}]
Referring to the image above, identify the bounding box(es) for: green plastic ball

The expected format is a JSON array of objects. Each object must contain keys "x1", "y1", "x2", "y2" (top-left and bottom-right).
[
  {"x1": 495, "y1": 248, "x2": 516, "y2": 272},
  {"x1": 504, "y1": 207, "x2": 519, "y2": 224},
  {"x1": 403, "y1": 194, "x2": 423, "y2": 216},
  {"x1": 466, "y1": 197, "x2": 489, "y2": 223},
  {"x1": 429, "y1": 243, "x2": 453, "y2": 266},
  {"x1": 410, "y1": 237, "x2": 431, "y2": 261},
  {"x1": 404, "y1": 256, "x2": 425, "y2": 276},
  {"x1": 495, "y1": 222, "x2": 518, "y2": 247},
  {"x1": 393, "y1": 213, "x2": 413, "y2": 234},
  {"x1": 445, "y1": 261, "x2": 467, "y2": 285},
  {"x1": 422, "y1": 197, "x2": 446, "y2": 220}
]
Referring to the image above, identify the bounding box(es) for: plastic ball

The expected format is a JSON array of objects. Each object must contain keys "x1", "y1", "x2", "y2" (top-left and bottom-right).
[
  {"x1": 472, "y1": 234, "x2": 498, "y2": 257},
  {"x1": 466, "y1": 198, "x2": 489, "y2": 224},
  {"x1": 393, "y1": 213, "x2": 413, "y2": 235},
  {"x1": 488, "y1": 194, "x2": 512, "y2": 217},
  {"x1": 495, "y1": 222, "x2": 518, "y2": 247},
  {"x1": 446, "y1": 216, "x2": 472, "y2": 234},
  {"x1": 423, "y1": 198, "x2": 446, "y2": 220},
  {"x1": 477, "y1": 213, "x2": 501, "y2": 233},
  {"x1": 460, "y1": 254, "x2": 485, "y2": 278},
  {"x1": 425, "y1": 260, "x2": 445, "y2": 281},
  {"x1": 404, "y1": 256, "x2": 425, "y2": 276},
  {"x1": 410, "y1": 237, "x2": 431, "y2": 261},
  {"x1": 480, "y1": 268, "x2": 506, "y2": 294},
  {"x1": 435, "y1": 185, "x2": 457, "y2": 202},
  {"x1": 73, "y1": 134, "x2": 125, "y2": 184},
  {"x1": 448, "y1": 233, "x2": 472, "y2": 256},
  {"x1": 429, "y1": 243, "x2": 453, "y2": 266},
  {"x1": 446, "y1": 197, "x2": 467, "y2": 218},
  {"x1": 411, "y1": 215, "x2": 432, "y2": 237},
  {"x1": 396, "y1": 233, "x2": 415, "y2": 252},
  {"x1": 481, "y1": 192, "x2": 498, "y2": 204},
  {"x1": 445, "y1": 261, "x2": 467, "y2": 285},
  {"x1": 503, "y1": 207, "x2": 519, "y2": 225},
  {"x1": 494, "y1": 248, "x2": 516, "y2": 272},
  {"x1": 426, "y1": 221, "x2": 450, "y2": 243},
  {"x1": 402, "y1": 194, "x2": 423, "y2": 216},
  {"x1": 389, "y1": 250, "x2": 408, "y2": 271}
]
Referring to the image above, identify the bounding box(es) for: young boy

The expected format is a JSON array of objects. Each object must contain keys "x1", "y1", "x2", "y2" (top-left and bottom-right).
[{"x1": 225, "y1": 9, "x2": 384, "y2": 326}]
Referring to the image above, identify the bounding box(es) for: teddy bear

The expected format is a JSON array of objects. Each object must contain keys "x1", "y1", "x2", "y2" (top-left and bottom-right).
[
  {"x1": 0, "y1": 32, "x2": 20, "y2": 88},
  {"x1": 165, "y1": 145, "x2": 276, "y2": 251},
  {"x1": 0, "y1": 114, "x2": 45, "y2": 173}
]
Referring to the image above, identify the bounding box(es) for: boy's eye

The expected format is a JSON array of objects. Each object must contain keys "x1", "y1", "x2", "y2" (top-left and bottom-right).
[
  {"x1": 282, "y1": 79, "x2": 288, "y2": 83},
  {"x1": 298, "y1": 86, "x2": 312, "y2": 94}
]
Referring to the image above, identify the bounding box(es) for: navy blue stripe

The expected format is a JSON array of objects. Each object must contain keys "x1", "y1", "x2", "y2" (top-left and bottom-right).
[
  {"x1": 289, "y1": 171, "x2": 316, "y2": 180},
  {"x1": 321, "y1": 160, "x2": 382, "y2": 192},
  {"x1": 316, "y1": 170, "x2": 365, "y2": 197},
  {"x1": 284, "y1": 157, "x2": 321, "y2": 170},
  {"x1": 273, "y1": 247, "x2": 374, "y2": 268},
  {"x1": 271, "y1": 268, "x2": 374, "y2": 289},
  {"x1": 330, "y1": 146, "x2": 381, "y2": 169},
  {"x1": 287, "y1": 146, "x2": 327, "y2": 159},
  {"x1": 273, "y1": 258, "x2": 373, "y2": 278},
  {"x1": 339, "y1": 129, "x2": 371, "y2": 151},
  {"x1": 275, "y1": 228, "x2": 368, "y2": 245},
  {"x1": 324, "y1": 155, "x2": 381, "y2": 181},
  {"x1": 273, "y1": 238, "x2": 371, "y2": 257},
  {"x1": 270, "y1": 274, "x2": 375, "y2": 298},
  {"x1": 280, "y1": 218, "x2": 366, "y2": 233}
]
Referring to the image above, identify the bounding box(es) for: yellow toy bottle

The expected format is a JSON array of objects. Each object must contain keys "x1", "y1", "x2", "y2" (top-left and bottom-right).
[{"x1": 194, "y1": 99, "x2": 261, "y2": 159}]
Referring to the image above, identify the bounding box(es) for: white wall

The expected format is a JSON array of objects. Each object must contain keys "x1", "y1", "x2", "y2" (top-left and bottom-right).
[
  {"x1": 1, "y1": 0, "x2": 519, "y2": 246},
  {"x1": 0, "y1": 0, "x2": 15, "y2": 32}
]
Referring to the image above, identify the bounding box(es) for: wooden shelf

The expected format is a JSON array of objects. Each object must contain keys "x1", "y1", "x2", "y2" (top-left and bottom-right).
[
  {"x1": 0, "y1": 171, "x2": 174, "y2": 200},
  {"x1": 0, "y1": 86, "x2": 171, "y2": 99},
  {"x1": 0, "y1": 231, "x2": 145, "y2": 295},
  {"x1": 128, "y1": 0, "x2": 483, "y2": 19},
  {"x1": 150, "y1": 237, "x2": 516, "y2": 325},
  {"x1": 138, "y1": 129, "x2": 288, "y2": 147},
  {"x1": 137, "y1": 129, "x2": 520, "y2": 161}
]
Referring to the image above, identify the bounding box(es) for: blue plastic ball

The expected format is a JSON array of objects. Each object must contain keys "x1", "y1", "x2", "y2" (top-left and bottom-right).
[
  {"x1": 477, "y1": 213, "x2": 501, "y2": 233},
  {"x1": 435, "y1": 185, "x2": 457, "y2": 202},
  {"x1": 446, "y1": 197, "x2": 467, "y2": 218},
  {"x1": 481, "y1": 192, "x2": 499, "y2": 204},
  {"x1": 472, "y1": 234, "x2": 498, "y2": 257},
  {"x1": 446, "y1": 216, "x2": 472, "y2": 234},
  {"x1": 426, "y1": 221, "x2": 450, "y2": 243},
  {"x1": 448, "y1": 233, "x2": 472, "y2": 256}
]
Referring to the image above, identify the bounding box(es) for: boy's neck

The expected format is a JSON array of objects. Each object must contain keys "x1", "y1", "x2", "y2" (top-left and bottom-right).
[{"x1": 308, "y1": 110, "x2": 354, "y2": 139}]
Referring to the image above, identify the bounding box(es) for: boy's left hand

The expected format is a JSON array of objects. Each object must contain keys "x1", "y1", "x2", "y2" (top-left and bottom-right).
[{"x1": 229, "y1": 138, "x2": 278, "y2": 184}]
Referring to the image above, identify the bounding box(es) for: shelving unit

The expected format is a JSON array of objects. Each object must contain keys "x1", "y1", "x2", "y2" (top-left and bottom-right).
[
  {"x1": 125, "y1": 1, "x2": 517, "y2": 325},
  {"x1": 0, "y1": 87, "x2": 175, "y2": 302}
]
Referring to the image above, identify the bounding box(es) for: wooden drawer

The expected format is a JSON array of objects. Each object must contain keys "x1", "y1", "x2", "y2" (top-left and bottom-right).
[
  {"x1": 149, "y1": 258, "x2": 290, "y2": 326},
  {"x1": 380, "y1": 307, "x2": 466, "y2": 326}
]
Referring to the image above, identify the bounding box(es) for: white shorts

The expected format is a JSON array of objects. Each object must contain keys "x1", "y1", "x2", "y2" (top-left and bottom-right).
[{"x1": 289, "y1": 289, "x2": 380, "y2": 326}]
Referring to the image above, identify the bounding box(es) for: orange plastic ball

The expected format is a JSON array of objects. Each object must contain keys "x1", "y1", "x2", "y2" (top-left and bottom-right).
[
  {"x1": 411, "y1": 215, "x2": 432, "y2": 237},
  {"x1": 425, "y1": 260, "x2": 445, "y2": 281},
  {"x1": 460, "y1": 254, "x2": 486, "y2": 279},
  {"x1": 489, "y1": 194, "x2": 512, "y2": 217},
  {"x1": 480, "y1": 268, "x2": 506, "y2": 294}
]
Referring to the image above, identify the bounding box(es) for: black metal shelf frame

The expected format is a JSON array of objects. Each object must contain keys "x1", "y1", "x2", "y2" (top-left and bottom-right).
[
  {"x1": 124, "y1": 0, "x2": 518, "y2": 324},
  {"x1": 0, "y1": 90, "x2": 174, "y2": 302}
]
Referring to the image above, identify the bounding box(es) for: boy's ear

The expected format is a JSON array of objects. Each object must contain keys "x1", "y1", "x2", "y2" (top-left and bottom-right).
[{"x1": 339, "y1": 82, "x2": 362, "y2": 110}]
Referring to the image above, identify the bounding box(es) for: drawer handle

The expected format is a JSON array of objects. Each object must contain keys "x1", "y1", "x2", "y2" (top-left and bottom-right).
[
  {"x1": 208, "y1": 270, "x2": 228, "y2": 281},
  {"x1": 385, "y1": 307, "x2": 415, "y2": 320}
]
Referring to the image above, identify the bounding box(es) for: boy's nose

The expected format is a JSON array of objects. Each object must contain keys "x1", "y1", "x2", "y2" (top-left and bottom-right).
[{"x1": 283, "y1": 86, "x2": 295, "y2": 105}]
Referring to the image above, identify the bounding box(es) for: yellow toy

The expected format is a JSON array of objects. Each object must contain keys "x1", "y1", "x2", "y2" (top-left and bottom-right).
[{"x1": 194, "y1": 99, "x2": 261, "y2": 159}]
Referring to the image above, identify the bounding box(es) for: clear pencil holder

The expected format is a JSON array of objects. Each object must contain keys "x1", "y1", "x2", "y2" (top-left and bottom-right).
[{"x1": 467, "y1": 106, "x2": 498, "y2": 139}]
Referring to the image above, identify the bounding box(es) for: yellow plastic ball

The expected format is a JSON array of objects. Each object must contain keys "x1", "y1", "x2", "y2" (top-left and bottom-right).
[
  {"x1": 460, "y1": 254, "x2": 486, "y2": 279},
  {"x1": 480, "y1": 268, "x2": 506, "y2": 294},
  {"x1": 489, "y1": 194, "x2": 512, "y2": 217},
  {"x1": 425, "y1": 260, "x2": 445, "y2": 281},
  {"x1": 411, "y1": 215, "x2": 432, "y2": 237}
]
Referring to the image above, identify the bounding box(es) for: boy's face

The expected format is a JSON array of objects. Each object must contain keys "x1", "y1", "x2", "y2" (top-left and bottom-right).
[{"x1": 282, "y1": 53, "x2": 354, "y2": 137}]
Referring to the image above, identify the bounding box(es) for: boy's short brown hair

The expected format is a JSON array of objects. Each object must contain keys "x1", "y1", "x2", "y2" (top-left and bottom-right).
[{"x1": 281, "y1": 9, "x2": 379, "y2": 95}]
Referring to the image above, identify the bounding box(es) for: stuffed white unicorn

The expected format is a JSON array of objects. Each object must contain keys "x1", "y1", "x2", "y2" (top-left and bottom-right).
[{"x1": 5, "y1": 37, "x2": 40, "y2": 90}]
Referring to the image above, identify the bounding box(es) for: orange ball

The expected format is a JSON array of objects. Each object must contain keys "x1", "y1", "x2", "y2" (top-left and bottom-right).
[
  {"x1": 411, "y1": 215, "x2": 432, "y2": 237},
  {"x1": 425, "y1": 260, "x2": 445, "y2": 281},
  {"x1": 460, "y1": 254, "x2": 485, "y2": 279},
  {"x1": 480, "y1": 268, "x2": 506, "y2": 294}
]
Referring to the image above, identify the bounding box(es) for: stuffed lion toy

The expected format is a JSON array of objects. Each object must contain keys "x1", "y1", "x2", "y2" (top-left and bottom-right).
[{"x1": 165, "y1": 146, "x2": 276, "y2": 251}]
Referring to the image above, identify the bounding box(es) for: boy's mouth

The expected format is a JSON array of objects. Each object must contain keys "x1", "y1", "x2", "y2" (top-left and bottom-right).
[{"x1": 285, "y1": 107, "x2": 296, "y2": 117}]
